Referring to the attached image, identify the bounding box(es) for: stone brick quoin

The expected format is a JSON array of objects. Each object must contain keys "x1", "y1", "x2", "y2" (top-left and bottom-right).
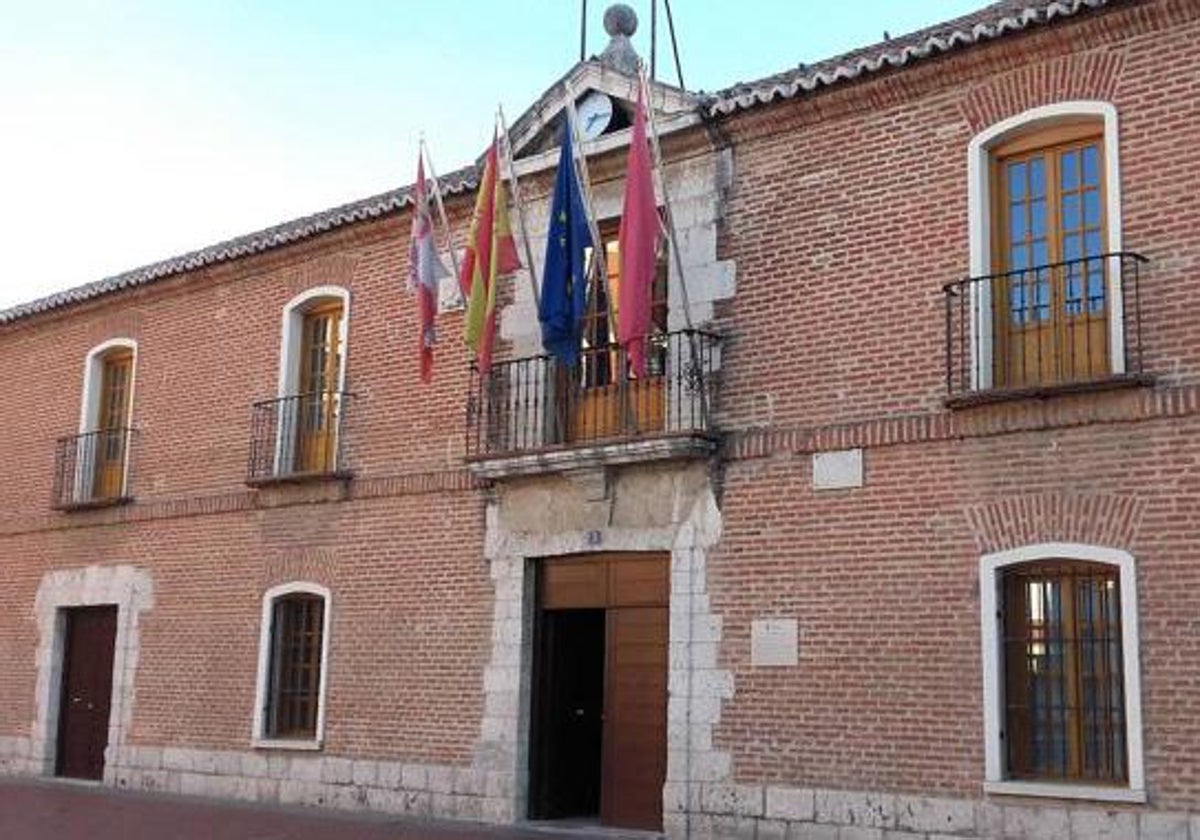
[{"x1": 0, "y1": 0, "x2": 1198, "y2": 834}]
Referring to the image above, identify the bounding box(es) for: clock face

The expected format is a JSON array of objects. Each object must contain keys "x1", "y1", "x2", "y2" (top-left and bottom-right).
[{"x1": 577, "y1": 91, "x2": 614, "y2": 140}]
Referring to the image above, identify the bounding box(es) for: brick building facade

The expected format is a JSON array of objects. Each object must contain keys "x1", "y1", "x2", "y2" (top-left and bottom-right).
[{"x1": 2, "y1": 1, "x2": 1198, "y2": 837}]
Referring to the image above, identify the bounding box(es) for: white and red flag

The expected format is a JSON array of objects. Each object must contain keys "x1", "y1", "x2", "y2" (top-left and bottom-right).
[
  {"x1": 409, "y1": 152, "x2": 449, "y2": 383},
  {"x1": 617, "y1": 83, "x2": 664, "y2": 378}
]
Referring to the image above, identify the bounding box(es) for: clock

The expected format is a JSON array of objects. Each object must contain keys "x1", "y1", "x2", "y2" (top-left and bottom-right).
[{"x1": 576, "y1": 91, "x2": 614, "y2": 140}]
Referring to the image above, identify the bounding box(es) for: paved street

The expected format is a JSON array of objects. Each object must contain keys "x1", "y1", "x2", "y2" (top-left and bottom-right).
[{"x1": 0, "y1": 778, "x2": 609, "y2": 840}]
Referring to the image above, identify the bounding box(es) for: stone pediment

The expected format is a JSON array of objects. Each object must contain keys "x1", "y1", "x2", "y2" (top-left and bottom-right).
[{"x1": 504, "y1": 60, "x2": 701, "y2": 176}]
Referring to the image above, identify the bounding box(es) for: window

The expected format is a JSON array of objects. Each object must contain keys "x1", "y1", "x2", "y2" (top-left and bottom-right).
[
  {"x1": 252, "y1": 583, "x2": 331, "y2": 747},
  {"x1": 274, "y1": 287, "x2": 350, "y2": 477},
  {"x1": 72, "y1": 339, "x2": 137, "y2": 504},
  {"x1": 992, "y1": 123, "x2": 1108, "y2": 387},
  {"x1": 565, "y1": 223, "x2": 668, "y2": 441},
  {"x1": 980, "y1": 544, "x2": 1144, "y2": 801},
  {"x1": 967, "y1": 102, "x2": 1126, "y2": 392},
  {"x1": 293, "y1": 302, "x2": 343, "y2": 473},
  {"x1": 1002, "y1": 562, "x2": 1124, "y2": 783}
]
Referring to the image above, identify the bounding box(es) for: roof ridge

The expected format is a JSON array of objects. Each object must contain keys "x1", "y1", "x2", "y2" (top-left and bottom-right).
[{"x1": 0, "y1": 164, "x2": 479, "y2": 326}]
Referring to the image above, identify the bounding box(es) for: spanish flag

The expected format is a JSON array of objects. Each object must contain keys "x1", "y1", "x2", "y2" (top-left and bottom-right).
[{"x1": 460, "y1": 133, "x2": 521, "y2": 372}]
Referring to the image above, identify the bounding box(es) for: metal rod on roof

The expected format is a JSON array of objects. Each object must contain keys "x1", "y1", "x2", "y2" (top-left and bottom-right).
[
  {"x1": 638, "y1": 62, "x2": 693, "y2": 331},
  {"x1": 497, "y1": 106, "x2": 541, "y2": 312},
  {"x1": 580, "y1": 0, "x2": 587, "y2": 62},
  {"x1": 664, "y1": 0, "x2": 684, "y2": 89},
  {"x1": 420, "y1": 137, "x2": 462, "y2": 302},
  {"x1": 650, "y1": 0, "x2": 658, "y2": 81}
]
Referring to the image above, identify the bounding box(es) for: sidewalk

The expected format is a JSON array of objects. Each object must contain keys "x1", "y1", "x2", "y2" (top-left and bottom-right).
[{"x1": 0, "y1": 778, "x2": 617, "y2": 840}]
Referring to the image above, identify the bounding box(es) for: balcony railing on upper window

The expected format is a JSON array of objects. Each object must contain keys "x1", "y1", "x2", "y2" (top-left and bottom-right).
[
  {"x1": 466, "y1": 329, "x2": 720, "y2": 460},
  {"x1": 247, "y1": 391, "x2": 354, "y2": 484},
  {"x1": 52, "y1": 427, "x2": 137, "y2": 510},
  {"x1": 944, "y1": 252, "x2": 1148, "y2": 398}
]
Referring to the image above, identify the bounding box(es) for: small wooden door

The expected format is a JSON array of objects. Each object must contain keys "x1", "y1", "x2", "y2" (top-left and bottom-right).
[
  {"x1": 601, "y1": 605, "x2": 669, "y2": 830},
  {"x1": 535, "y1": 554, "x2": 669, "y2": 832},
  {"x1": 993, "y1": 127, "x2": 1108, "y2": 387},
  {"x1": 294, "y1": 303, "x2": 343, "y2": 473},
  {"x1": 92, "y1": 350, "x2": 133, "y2": 499},
  {"x1": 56, "y1": 606, "x2": 118, "y2": 780}
]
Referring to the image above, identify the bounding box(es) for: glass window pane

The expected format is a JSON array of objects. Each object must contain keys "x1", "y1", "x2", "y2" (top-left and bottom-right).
[
  {"x1": 1082, "y1": 145, "x2": 1100, "y2": 186},
  {"x1": 1085, "y1": 230, "x2": 1103, "y2": 257},
  {"x1": 1032, "y1": 240, "x2": 1049, "y2": 268},
  {"x1": 1011, "y1": 244, "x2": 1029, "y2": 271},
  {"x1": 1008, "y1": 162, "x2": 1027, "y2": 201},
  {"x1": 1010, "y1": 204, "x2": 1028, "y2": 242},
  {"x1": 1010, "y1": 282, "x2": 1027, "y2": 323},
  {"x1": 1084, "y1": 190, "x2": 1101, "y2": 228},
  {"x1": 1061, "y1": 150, "x2": 1079, "y2": 190},
  {"x1": 1029, "y1": 157, "x2": 1046, "y2": 198},
  {"x1": 1063, "y1": 234, "x2": 1082, "y2": 262},
  {"x1": 1031, "y1": 200, "x2": 1047, "y2": 239},
  {"x1": 1062, "y1": 194, "x2": 1081, "y2": 232},
  {"x1": 1065, "y1": 267, "x2": 1083, "y2": 315}
]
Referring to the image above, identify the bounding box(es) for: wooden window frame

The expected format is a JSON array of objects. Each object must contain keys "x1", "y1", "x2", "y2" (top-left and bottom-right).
[
  {"x1": 989, "y1": 123, "x2": 1109, "y2": 387},
  {"x1": 276, "y1": 287, "x2": 350, "y2": 476},
  {"x1": 979, "y1": 543, "x2": 1145, "y2": 803},
  {"x1": 252, "y1": 582, "x2": 332, "y2": 750},
  {"x1": 966, "y1": 101, "x2": 1125, "y2": 392},
  {"x1": 77, "y1": 338, "x2": 137, "y2": 504}
]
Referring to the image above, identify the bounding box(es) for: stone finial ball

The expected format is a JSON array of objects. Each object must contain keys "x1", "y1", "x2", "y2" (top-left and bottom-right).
[{"x1": 604, "y1": 4, "x2": 638, "y2": 38}]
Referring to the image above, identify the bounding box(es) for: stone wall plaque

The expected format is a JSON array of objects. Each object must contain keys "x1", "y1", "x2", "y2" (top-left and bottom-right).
[{"x1": 751, "y1": 618, "x2": 798, "y2": 667}]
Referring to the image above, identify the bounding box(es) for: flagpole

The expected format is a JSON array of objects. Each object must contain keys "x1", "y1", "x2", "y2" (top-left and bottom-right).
[
  {"x1": 637, "y1": 62, "x2": 708, "y2": 430},
  {"x1": 496, "y1": 105, "x2": 541, "y2": 313},
  {"x1": 637, "y1": 62, "x2": 695, "y2": 333},
  {"x1": 420, "y1": 137, "x2": 463, "y2": 305}
]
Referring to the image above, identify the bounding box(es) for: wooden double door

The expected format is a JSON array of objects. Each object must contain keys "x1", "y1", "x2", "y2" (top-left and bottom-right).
[
  {"x1": 56, "y1": 606, "x2": 118, "y2": 780},
  {"x1": 530, "y1": 553, "x2": 669, "y2": 831}
]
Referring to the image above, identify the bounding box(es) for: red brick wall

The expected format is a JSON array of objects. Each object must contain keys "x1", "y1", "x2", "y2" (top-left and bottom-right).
[{"x1": 707, "y1": 0, "x2": 1200, "y2": 810}]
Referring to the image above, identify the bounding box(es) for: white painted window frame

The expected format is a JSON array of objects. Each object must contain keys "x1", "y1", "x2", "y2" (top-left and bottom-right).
[
  {"x1": 966, "y1": 101, "x2": 1124, "y2": 390},
  {"x1": 274, "y1": 286, "x2": 351, "y2": 475},
  {"x1": 76, "y1": 338, "x2": 138, "y2": 502},
  {"x1": 979, "y1": 542, "x2": 1145, "y2": 803},
  {"x1": 251, "y1": 581, "x2": 333, "y2": 751}
]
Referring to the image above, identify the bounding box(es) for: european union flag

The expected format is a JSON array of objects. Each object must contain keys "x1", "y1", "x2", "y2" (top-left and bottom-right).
[{"x1": 539, "y1": 125, "x2": 594, "y2": 365}]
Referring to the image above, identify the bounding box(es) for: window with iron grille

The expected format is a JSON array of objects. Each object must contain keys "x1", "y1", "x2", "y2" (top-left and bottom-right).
[
  {"x1": 265, "y1": 593, "x2": 325, "y2": 739},
  {"x1": 1002, "y1": 561, "x2": 1126, "y2": 784}
]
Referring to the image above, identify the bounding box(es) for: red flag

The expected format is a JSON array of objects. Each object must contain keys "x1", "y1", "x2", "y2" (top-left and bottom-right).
[
  {"x1": 460, "y1": 134, "x2": 520, "y2": 372},
  {"x1": 617, "y1": 84, "x2": 663, "y2": 377},
  {"x1": 410, "y1": 152, "x2": 448, "y2": 383}
]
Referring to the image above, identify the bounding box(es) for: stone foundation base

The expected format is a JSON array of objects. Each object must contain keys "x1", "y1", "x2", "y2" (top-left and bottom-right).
[
  {"x1": 6, "y1": 737, "x2": 1199, "y2": 839},
  {"x1": 666, "y1": 782, "x2": 1200, "y2": 840}
]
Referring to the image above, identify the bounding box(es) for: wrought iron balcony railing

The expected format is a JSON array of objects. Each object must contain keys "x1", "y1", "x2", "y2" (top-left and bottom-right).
[
  {"x1": 466, "y1": 329, "x2": 720, "y2": 460},
  {"x1": 944, "y1": 252, "x2": 1148, "y2": 398},
  {"x1": 246, "y1": 391, "x2": 354, "y2": 484},
  {"x1": 52, "y1": 427, "x2": 137, "y2": 510}
]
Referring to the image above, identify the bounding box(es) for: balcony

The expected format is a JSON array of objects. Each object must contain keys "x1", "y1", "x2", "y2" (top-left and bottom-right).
[
  {"x1": 52, "y1": 428, "x2": 137, "y2": 510},
  {"x1": 944, "y1": 252, "x2": 1150, "y2": 405},
  {"x1": 465, "y1": 329, "x2": 720, "y2": 478},
  {"x1": 246, "y1": 391, "x2": 354, "y2": 485}
]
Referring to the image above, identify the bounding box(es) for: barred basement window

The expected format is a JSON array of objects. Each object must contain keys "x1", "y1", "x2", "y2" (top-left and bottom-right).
[
  {"x1": 1002, "y1": 561, "x2": 1126, "y2": 784},
  {"x1": 253, "y1": 582, "x2": 331, "y2": 747}
]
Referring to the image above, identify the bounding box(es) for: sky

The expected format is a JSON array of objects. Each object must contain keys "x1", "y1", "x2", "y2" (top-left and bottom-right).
[{"x1": 0, "y1": 0, "x2": 985, "y2": 311}]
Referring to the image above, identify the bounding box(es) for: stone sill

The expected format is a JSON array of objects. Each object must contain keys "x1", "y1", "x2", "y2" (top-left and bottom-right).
[
  {"x1": 983, "y1": 780, "x2": 1147, "y2": 804},
  {"x1": 245, "y1": 470, "x2": 354, "y2": 489},
  {"x1": 251, "y1": 738, "x2": 323, "y2": 752},
  {"x1": 466, "y1": 433, "x2": 718, "y2": 480},
  {"x1": 945, "y1": 373, "x2": 1154, "y2": 409},
  {"x1": 52, "y1": 495, "x2": 133, "y2": 513}
]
